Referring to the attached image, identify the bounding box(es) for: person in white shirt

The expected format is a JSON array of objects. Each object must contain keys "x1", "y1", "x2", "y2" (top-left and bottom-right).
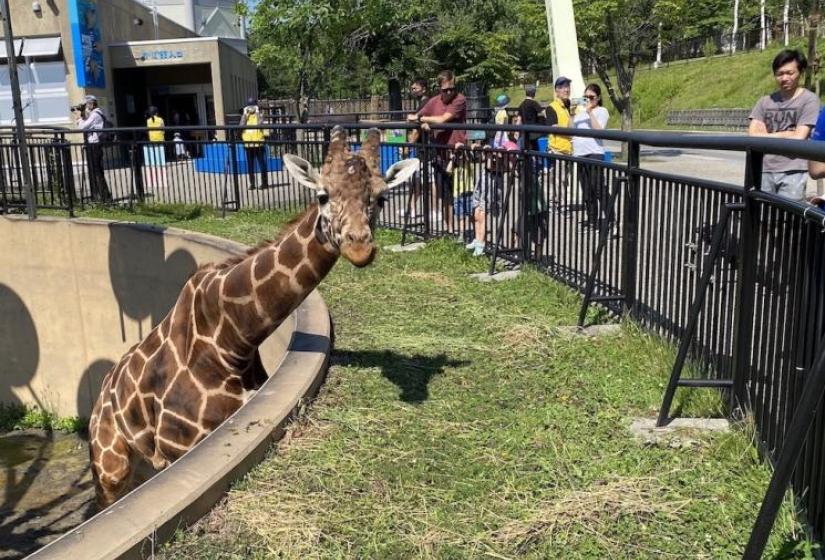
[
  {"x1": 572, "y1": 84, "x2": 610, "y2": 231},
  {"x1": 76, "y1": 95, "x2": 111, "y2": 202}
]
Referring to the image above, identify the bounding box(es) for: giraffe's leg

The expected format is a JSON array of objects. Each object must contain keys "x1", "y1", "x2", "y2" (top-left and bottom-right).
[
  {"x1": 89, "y1": 411, "x2": 134, "y2": 509},
  {"x1": 149, "y1": 448, "x2": 170, "y2": 471},
  {"x1": 241, "y1": 351, "x2": 268, "y2": 403}
]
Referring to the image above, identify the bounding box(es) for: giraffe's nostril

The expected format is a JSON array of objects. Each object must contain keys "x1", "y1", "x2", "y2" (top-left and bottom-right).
[{"x1": 345, "y1": 231, "x2": 370, "y2": 244}]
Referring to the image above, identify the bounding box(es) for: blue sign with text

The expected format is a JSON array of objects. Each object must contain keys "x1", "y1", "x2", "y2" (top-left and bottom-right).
[
  {"x1": 68, "y1": 0, "x2": 105, "y2": 88},
  {"x1": 141, "y1": 50, "x2": 185, "y2": 62}
]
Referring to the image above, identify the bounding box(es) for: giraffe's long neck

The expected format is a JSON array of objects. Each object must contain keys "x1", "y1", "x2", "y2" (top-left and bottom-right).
[{"x1": 214, "y1": 206, "x2": 338, "y2": 354}]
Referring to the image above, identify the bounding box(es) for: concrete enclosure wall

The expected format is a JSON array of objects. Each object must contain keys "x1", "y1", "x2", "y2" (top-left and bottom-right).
[{"x1": 0, "y1": 216, "x2": 290, "y2": 418}]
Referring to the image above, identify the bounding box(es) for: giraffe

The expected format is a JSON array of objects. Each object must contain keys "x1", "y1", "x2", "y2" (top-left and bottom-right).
[{"x1": 88, "y1": 127, "x2": 419, "y2": 507}]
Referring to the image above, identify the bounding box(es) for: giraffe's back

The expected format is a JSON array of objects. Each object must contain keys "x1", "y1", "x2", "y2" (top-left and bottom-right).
[{"x1": 89, "y1": 265, "x2": 255, "y2": 481}]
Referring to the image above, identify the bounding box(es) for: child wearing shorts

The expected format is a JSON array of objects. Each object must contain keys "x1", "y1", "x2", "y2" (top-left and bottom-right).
[{"x1": 467, "y1": 134, "x2": 519, "y2": 256}]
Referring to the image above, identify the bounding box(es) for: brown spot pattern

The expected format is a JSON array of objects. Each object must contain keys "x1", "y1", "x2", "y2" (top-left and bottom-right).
[{"x1": 88, "y1": 137, "x2": 380, "y2": 507}]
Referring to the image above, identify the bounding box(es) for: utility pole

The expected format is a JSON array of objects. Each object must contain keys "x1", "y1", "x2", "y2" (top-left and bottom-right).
[{"x1": 0, "y1": 0, "x2": 35, "y2": 219}]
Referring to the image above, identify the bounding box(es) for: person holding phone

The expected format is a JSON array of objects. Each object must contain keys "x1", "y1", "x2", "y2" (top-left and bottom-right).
[{"x1": 572, "y1": 83, "x2": 611, "y2": 232}]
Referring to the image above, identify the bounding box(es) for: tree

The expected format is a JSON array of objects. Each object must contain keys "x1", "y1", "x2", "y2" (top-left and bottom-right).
[
  {"x1": 575, "y1": 0, "x2": 664, "y2": 131},
  {"x1": 248, "y1": 0, "x2": 552, "y2": 101},
  {"x1": 803, "y1": 0, "x2": 822, "y2": 91},
  {"x1": 733, "y1": 0, "x2": 740, "y2": 53}
]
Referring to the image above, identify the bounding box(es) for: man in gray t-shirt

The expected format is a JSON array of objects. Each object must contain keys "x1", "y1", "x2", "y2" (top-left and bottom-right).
[{"x1": 749, "y1": 49, "x2": 819, "y2": 201}]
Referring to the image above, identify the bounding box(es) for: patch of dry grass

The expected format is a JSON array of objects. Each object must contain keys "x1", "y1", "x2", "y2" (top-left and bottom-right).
[{"x1": 494, "y1": 476, "x2": 690, "y2": 555}]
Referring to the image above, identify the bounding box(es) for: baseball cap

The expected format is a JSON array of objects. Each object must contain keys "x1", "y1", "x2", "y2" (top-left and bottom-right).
[
  {"x1": 84, "y1": 95, "x2": 97, "y2": 102},
  {"x1": 495, "y1": 94, "x2": 509, "y2": 107},
  {"x1": 554, "y1": 76, "x2": 572, "y2": 88},
  {"x1": 246, "y1": 97, "x2": 257, "y2": 106}
]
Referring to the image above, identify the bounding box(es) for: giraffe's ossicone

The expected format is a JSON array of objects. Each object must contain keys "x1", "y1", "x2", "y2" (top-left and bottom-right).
[{"x1": 88, "y1": 127, "x2": 419, "y2": 507}]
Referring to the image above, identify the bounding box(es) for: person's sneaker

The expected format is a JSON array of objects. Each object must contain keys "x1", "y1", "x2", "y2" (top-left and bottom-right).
[
  {"x1": 465, "y1": 239, "x2": 480, "y2": 250},
  {"x1": 472, "y1": 243, "x2": 485, "y2": 257}
]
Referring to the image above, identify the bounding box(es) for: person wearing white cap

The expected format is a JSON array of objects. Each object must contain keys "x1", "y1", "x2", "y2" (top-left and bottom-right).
[{"x1": 76, "y1": 95, "x2": 112, "y2": 202}]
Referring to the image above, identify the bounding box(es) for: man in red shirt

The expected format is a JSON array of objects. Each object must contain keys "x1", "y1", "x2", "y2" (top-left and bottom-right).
[{"x1": 408, "y1": 70, "x2": 466, "y2": 231}]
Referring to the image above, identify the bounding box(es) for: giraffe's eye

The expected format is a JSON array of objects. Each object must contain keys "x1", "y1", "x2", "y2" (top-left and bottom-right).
[{"x1": 317, "y1": 192, "x2": 329, "y2": 205}]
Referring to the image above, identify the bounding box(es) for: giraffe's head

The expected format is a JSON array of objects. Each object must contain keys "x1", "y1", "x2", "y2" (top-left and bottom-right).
[{"x1": 282, "y1": 127, "x2": 419, "y2": 267}]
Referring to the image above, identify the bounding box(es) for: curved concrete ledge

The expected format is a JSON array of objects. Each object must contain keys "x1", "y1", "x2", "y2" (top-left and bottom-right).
[
  {"x1": 29, "y1": 291, "x2": 330, "y2": 560},
  {"x1": 0, "y1": 217, "x2": 332, "y2": 560}
]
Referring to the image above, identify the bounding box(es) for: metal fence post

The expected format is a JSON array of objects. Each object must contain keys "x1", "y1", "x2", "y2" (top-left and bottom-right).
[
  {"x1": 131, "y1": 137, "x2": 145, "y2": 205},
  {"x1": 743, "y1": 343, "x2": 825, "y2": 559},
  {"x1": 420, "y1": 129, "x2": 432, "y2": 239},
  {"x1": 0, "y1": 141, "x2": 7, "y2": 214},
  {"x1": 521, "y1": 146, "x2": 531, "y2": 262},
  {"x1": 60, "y1": 138, "x2": 76, "y2": 217},
  {"x1": 620, "y1": 139, "x2": 640, "y2": 316},
  {"x1": 731, "y1": 149, "x2": 763, "y2": 415},
  {"x1": 322, "y1": 127, "x2": 332, "y2": 163},
  {"x1": 229, "y1": 128, "x2": 241, "y2": 210}
]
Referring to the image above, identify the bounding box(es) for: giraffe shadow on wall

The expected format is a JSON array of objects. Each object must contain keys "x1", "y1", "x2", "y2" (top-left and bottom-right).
[
  {"x1": 0, "y1": 284, "x2": 96, "y2": 559},
  {"x1": 107, "y1": 223, "x2": 199, "y2": 341},
  {"x1": 331, "y1": 350, "x2": 469, "y2": 404}
]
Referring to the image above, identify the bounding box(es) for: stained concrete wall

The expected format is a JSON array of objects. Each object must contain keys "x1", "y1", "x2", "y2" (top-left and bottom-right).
[
  {"x1": 217, "y1": 39, "x2": 257, "y2": 120},
  {"x1": 0, "y1": 216, "x2": 291, "y2": 418}
]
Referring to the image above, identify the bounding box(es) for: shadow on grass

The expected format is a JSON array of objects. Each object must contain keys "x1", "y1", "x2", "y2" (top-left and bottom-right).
[
  {"x1": 331, "y1": 350, "x2": 469, "y2": 404},
  {"x1": 768, "y1": 536, "x2": 819, "y2": 559}
]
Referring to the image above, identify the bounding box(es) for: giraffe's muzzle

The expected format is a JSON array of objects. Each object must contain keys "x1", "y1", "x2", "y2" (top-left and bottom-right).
[{"x1": 340, "y1": 239, "x2": 377, "y2": 267}]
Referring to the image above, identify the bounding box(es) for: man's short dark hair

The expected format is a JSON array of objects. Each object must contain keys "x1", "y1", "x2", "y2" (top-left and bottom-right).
[
  {"x1": 437, "y1": 70, "x2": 455, "y2": 85},
  {"x1": 772, "y1": 49, "x2": 807, "y2": 74},
  {"x1": 525, "y1": 84, "x2": 537, "y2": 98},
  {"x1": 413, "y1": 78, "x2": 428, "y2": 90}
]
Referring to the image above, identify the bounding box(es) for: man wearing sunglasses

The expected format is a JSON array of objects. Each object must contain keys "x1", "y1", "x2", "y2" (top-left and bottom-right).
[{"x1": 408, "y1": 70, "x2": 467, "y2": 231}]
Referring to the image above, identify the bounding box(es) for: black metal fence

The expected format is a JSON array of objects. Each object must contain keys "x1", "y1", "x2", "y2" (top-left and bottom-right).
[{"x1": 4, "y1": 121, "x2": 825, "y2": 557}]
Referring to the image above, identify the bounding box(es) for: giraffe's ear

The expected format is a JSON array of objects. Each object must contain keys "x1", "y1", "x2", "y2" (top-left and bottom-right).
[
  {"x1": 283, "y1": 154, "x2": 322, "y2": 190},
  {"x1": 384, "y1": 158, "x2": 420, "y2": 190}
]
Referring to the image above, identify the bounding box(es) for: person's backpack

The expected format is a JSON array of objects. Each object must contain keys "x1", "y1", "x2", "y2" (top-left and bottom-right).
[{"x1": 95, "y1": 108, "x2": 115, "y2": 143}]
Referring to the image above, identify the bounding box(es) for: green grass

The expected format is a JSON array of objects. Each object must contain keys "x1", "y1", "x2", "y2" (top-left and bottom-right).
[
  {"x1": 494, "y1": 40, "x2": 824, "y2": 130},
  {"x1": 0, "y1": 404, "x2": 86, "y2": 433},
  {"x1": 58, "y1": 205, "x2": 815, "y2": 558}
]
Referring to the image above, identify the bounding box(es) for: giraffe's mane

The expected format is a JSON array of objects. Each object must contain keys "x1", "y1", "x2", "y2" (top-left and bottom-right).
[{"x1": 213, "y1": 204, "x2": 319, "y2": 271}]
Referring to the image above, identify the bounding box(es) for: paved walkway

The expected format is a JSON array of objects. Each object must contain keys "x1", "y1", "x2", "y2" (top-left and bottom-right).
[{"x1": 609, "y1": 140, "x2": 824, "y2": 198}]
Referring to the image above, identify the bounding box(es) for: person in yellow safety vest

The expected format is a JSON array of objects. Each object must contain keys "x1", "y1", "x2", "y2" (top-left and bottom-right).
[
  {"x1": 546, "y1": 76, "x2": 573, "y2": 154},
  {"x1": 146, "y1": 106, "x2": 165, "y2": 143},
  {"x1": 240, "y1": 97, "x2": 269, "y2": 190},
  {"x1": 144, "y1": 106, "x2": 166, "y2": 169},
  {"x1": 545, "y1": 76, "x2": 575, "y2": 208}
]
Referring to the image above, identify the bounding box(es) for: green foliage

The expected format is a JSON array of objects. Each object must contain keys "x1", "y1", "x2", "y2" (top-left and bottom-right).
[
  {"x1": 249, "y1": 0, "x2": 551, "y2": 98},
  {"x1": 246, "y1": 0, "x2": 825, "y2": 102},
  {"x1": 495, "y1": 43, "x2": 815, "y2": 130},
  {"x1": 0, "y1": 404, "x2": 86, "y2": 433},
  {"x1": 703, "y1": 37, "x2": 717, "y2": 58}
]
